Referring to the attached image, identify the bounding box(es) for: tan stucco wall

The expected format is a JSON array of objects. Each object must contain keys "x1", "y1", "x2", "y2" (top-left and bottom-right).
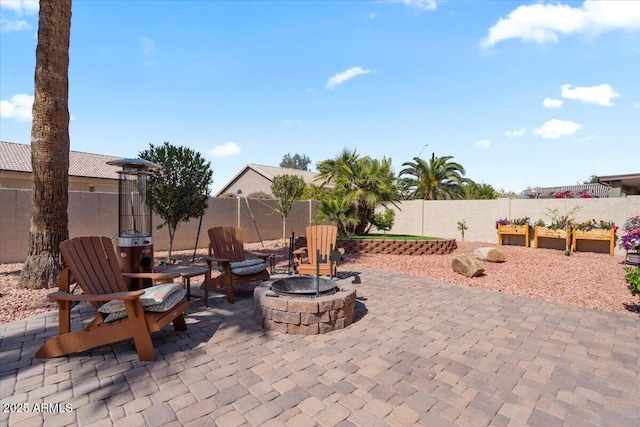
[
  {"x1": 385, "y1": 197, "x2": 639, "y2": 254},
  {"x1": 1, "y1": 189, "x2": 638, "y2": 263},
  {"x1": 0, "y1": 190, "x2": 319, "y2": 263}
]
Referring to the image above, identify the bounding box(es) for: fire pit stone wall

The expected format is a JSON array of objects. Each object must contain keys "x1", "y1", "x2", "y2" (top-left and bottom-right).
[{"x1": 254, "y1": 283, "x2": 357, "y2": 335}]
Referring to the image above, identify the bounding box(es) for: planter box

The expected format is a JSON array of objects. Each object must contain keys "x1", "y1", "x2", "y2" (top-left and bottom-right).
[
  {"x1": 572, "y1": 228, "x2": 615, "y2": 255},
  {"x1": 497, "y1": 224, "x2": 530, "y2": 247},
  {"x1": 534, "y1": 226, "x2": 569, "y2": 250}
]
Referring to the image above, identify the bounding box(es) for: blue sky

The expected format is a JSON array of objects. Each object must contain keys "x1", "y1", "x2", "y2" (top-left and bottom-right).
[{"x1": 1, "y1": 0, "x2": 639, "y2": 195}]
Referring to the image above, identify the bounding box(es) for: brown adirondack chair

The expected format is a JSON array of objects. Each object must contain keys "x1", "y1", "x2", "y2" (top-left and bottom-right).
[
  {"x1": 35, "y1": 236, "x2": 187, "y2": 362},
  {"x1": 293, "y1": 225, "x2": 344, "y2": 277},
  {"x1": 202, "y1": 226, "x2": 270, "y2": 305}
]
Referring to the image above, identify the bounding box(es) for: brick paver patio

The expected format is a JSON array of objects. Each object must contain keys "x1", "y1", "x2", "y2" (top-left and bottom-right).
[{"x1": 1, "y1": 269, "x2": 638, "y2": 426}]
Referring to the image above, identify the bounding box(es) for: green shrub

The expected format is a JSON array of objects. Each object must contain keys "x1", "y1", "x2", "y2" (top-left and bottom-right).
[{"x1": 624, "y1": 267, "x2": 640, "y2": 296}]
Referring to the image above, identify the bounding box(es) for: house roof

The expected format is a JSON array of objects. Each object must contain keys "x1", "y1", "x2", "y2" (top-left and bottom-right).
[
  {"x1": 247, "y1": 164, "x2": 319, "y2": 184},
  {"x1": 0, "y1": 141, "x2": 121, "y2": 179},
  {"x1": 597, "y1": 173, "x2": 640, "y2": 190},
  {"x1": 522, "y1": 183, "x2": 611, "y2": 198},
  {"x1": 215, "y1": 163, "x2": 320, "y2": 196}
]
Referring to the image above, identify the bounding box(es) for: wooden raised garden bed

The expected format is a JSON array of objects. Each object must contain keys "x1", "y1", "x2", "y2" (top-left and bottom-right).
[
  {"x1": 497, "y1": 224, "x2": 530, "y2": 247},
  {"x1": 533, "y1": 226, "x2": 568, "y2": 249},
  {"x1": 572, "y1": 228, "x2": 615, "y2": 256}
]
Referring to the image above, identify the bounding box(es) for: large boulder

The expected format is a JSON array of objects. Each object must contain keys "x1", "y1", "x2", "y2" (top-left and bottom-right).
[
  {"x1": 474, "y1": 247, "x2": 506, "y2": 263},
  {"x1": 452, "y1": 255, "x2": 485, "y2": 278}
]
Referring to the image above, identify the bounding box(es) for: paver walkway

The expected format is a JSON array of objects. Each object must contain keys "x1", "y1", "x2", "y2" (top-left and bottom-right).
[{"x1": 1, "y1": 269, "x2": 638, "y2": 426}]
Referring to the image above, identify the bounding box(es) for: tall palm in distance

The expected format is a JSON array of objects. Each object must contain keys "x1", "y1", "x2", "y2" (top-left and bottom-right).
[{"x1": 399, "y1": 153, "x2": 467, "y2": 200}]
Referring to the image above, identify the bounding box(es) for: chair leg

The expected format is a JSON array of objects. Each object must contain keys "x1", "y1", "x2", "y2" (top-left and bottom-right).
[
  {"x1": 172, "y1": 314, "x2": 187, "y2": 331},
  {"x1": 226, "y1": 277, "x2": 234, "y2": 304},
  {"x1": 124, "y1": 300, "x2": 156, "y2": 362},
  {"x1": 204, "y1": 282, "x2": 209, "y2": 307}
]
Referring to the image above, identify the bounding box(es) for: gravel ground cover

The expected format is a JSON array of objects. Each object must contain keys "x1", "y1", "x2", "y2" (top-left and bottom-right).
[{"x1": 1, "y1": 240, "x2": 637, "y2": 324}]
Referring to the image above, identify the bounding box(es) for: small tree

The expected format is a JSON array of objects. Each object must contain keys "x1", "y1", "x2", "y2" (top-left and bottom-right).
[
  {"x1": 271, "y1": 175, "x2": 306, "y2": 245},
  {"x1": 463, "y1": 181, "x2": 498, "y2": 200},
  {"x1": 457, "y1": 219, "x2": 468, "y2": 240},
  {"x1": 301, "y1": 183, "x2": 329, "y2": 201},
  {"x1": 140, "y1": 142, "x2": 213, "y2": 262},
  {"x1": 369, "y1": 209, "x2": 395, "y2": 233},
  {"x1": 280, "y1": 153, "x2": 311, "y2": 170}
]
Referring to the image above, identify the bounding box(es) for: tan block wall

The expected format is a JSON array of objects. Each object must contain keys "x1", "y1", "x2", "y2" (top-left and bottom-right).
[
  {"x1": 384, "y1": 196, "x2": 639, "y2": 255},
  {"x1": 1, "y1": 188, "x2": 638, "y2": 263},
  {"x1": 0, "y1": 190, "x2": 319, "y2": 263}
]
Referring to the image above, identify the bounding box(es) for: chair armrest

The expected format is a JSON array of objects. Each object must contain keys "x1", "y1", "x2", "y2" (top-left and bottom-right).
[
  {"x1": 245, "y1": 251, "x2": 270, "y2": 262},
  {"x1": 292, "y1": 248, "x2": 307, "y2": 256},
  {"x1": 202, "y1": 255, "x2": 231, "y2": 265},
  {"x1": 47, "y1": 289, "x2": 145, "y2": 303},
  {"x1": 122, "y1": 272, "x2": 180, "y2": 281}
]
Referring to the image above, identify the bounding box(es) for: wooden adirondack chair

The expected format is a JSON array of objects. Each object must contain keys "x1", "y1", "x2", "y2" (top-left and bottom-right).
[
  {"x1": 35, "y1": 236, "x2": 187, "y2": 362},
  {"x1": 293, "y1": 225, "x2": 344, "y2": 277},
  {"x1": 202, "y1": 226, "x2": 270, "y2": 305}
]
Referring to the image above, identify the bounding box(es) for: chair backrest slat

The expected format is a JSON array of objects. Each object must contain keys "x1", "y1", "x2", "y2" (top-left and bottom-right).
[
  {"x1": 306, "y1": 225, "x2": 337, "y2": 265},
  {"x1": 60, "y1": 236, "x2": 127, "y2": 297},
  {"x1": 208, "y1": 226, "x2": 246, "y2": 262}
]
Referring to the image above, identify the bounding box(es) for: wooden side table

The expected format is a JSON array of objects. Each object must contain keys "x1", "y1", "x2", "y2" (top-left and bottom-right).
[{"x1": 165, "y1": 266, "x2": 209, "y2": 301}]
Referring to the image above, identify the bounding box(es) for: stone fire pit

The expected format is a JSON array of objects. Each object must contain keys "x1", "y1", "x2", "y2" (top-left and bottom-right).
[{"x1": 254, "y1": 278, "x2": 356, "y2": 335}]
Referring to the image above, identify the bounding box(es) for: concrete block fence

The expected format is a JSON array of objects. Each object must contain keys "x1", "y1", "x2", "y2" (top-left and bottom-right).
[{"x1": 1, "y1": 188, "x2": 638, "y2": 263}]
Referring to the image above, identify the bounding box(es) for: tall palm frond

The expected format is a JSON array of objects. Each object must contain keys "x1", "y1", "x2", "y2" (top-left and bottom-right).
[{"x1": 399, "y1": 153, "x2": 467, "y2": 200}]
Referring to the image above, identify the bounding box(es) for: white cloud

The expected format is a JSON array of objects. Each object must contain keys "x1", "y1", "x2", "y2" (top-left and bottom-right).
[
  {"x1": 474, "y1": 139, "x2": 491, "y2": 149},
  {"x1": 140, "y1": 36, "x2": 155, "y2": 56},
  {"x1": 0, "y1": 0, "x2": 38, "y2": 33},
  {"x1": 580, "y1": 134, "x2": 598, "y2": 143},
  {"x1": 480, "y1": 0, "x2": 640, "y2": 49},
  {"x1": 368, "y1": 12, "x2": 377, "y2": 19},
  {"x1": 209, "y1": 142, "x2": 240, "y2": 158},
  {"x1": 634, "y1": 103, "x2": 640, "y2": 110},
  {"x1": 560, "y1": 83, "x2": 619, "y2": 107},
  {"x1": 283, "y1": 119, "x2": 302, "y2": 124},
  {"x1": 543, "y1": 98, "x2": 563, "y2": 109},
  {"x1": 533, "y1": 119, "x2": 582, "y2": 139},
  {"x1": 0, "y1": 17, "x2": 30, "y2": 32},
  {"x1": 505, "y1": 129, "x2": 526, "y2": 137},
  {"x1": 326, "y1": 66, "x2": 373, "y2": 90},
  {"x1": 0, "y1": 93, "x2": 33, "y2": 121},
  {"x1": 0, "y1": 0, "x2": 39, "y2": 15},
  {"x1": 387, "y1": 0, "x2": 437, "y2": 12}
]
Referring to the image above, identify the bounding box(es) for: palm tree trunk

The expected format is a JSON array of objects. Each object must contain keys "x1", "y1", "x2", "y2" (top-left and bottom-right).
[{"x1": 19, "y1": 0, "x2": 72, "y2": 289}]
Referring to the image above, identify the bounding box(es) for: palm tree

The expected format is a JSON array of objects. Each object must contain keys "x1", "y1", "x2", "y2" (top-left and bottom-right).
[
  {"x1": 19, "y1": 0, "x2": 72, "y2": 289},
  {"x1": 316, "y1": 149, "x2": 400, "y2": 234},
  {"x1": 399, "y1": 153, "x2": 467, "y2": 200},
  {"x1": 314, "y1": 197, "x2": 358, "y2": 235}
]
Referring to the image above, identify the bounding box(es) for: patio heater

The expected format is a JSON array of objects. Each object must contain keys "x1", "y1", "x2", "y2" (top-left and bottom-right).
[{"x1": 106, "y1": 158, "x2": 162, "y2": 290}]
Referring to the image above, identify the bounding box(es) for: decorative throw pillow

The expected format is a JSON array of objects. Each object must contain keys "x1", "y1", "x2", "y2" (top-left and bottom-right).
[
  {"x1": 144, "y1": 289, "x2": 187, "y2": 312},
  {"x1": 103, "y1": 310, "x2": 129, "y2": 323},
  {"x1": 231, "y1": 263, "x2": 267, "y2": 276},
  {"x1": 102, "y1": 289, "x2": 187, "y2": 323},
  {"x1": 229, "y1": 258, "x2": 264, "y2": 269},
  {"x1": 98, "y1": 283, "x2": 183, "y2": 314}
]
